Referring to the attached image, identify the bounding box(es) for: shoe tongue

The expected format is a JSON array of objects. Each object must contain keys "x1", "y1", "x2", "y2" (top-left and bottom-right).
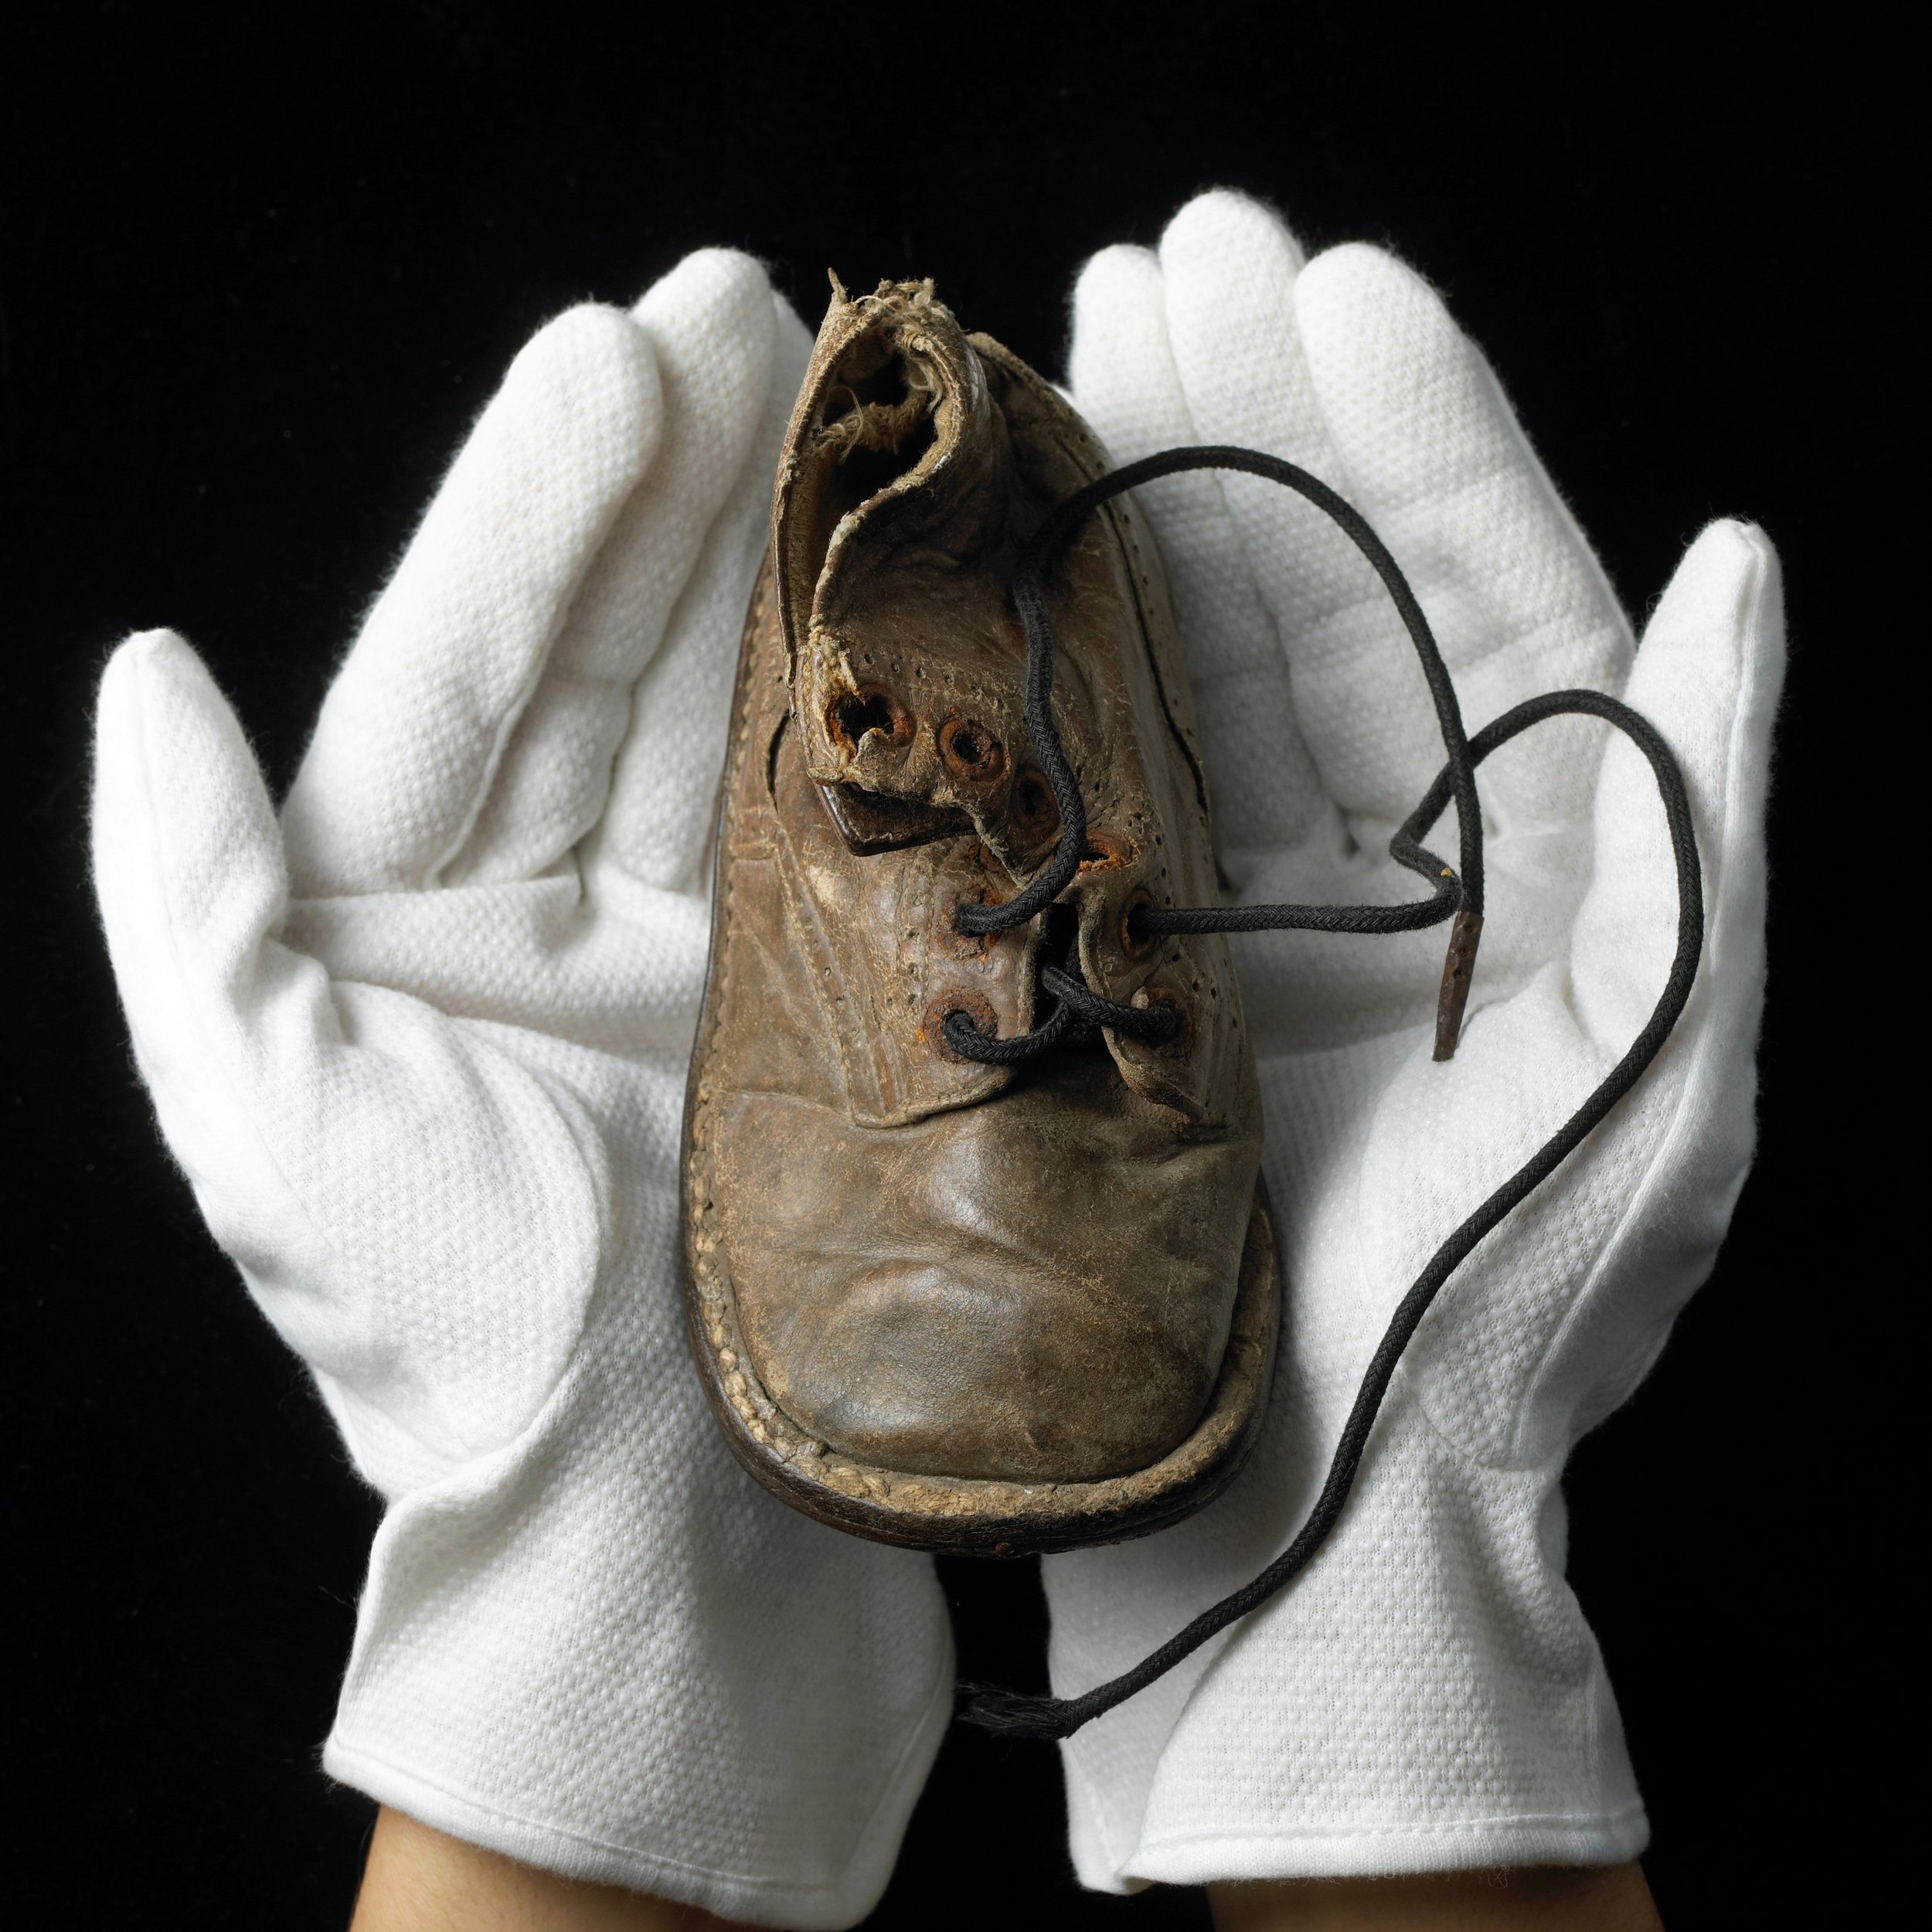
[{"x1": 774, "y1": 279, "x2": 1050, "y2": 868}]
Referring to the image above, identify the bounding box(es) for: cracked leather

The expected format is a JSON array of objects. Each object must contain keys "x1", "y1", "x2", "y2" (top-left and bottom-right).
[{"x1": 685, "y1": 280, "x2": 1266, "y2": 1504}]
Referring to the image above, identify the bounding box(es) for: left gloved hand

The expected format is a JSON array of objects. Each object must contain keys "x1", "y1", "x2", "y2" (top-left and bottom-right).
[
  {"x1": 90, "y1": 249, "x2": 951, "y2": 1930},
  {"x1": 1044, "y1": 191, "x2": 1783, "y2": 1889}
]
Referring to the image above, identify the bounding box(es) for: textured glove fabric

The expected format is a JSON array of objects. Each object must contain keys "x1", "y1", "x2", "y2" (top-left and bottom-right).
[
  {"x1": 1046, "y1": 192, "x2": 1783, "y2": 1889},
  {"x1": 91, "y1": 250, "x2": 951, "y2": 1930}
]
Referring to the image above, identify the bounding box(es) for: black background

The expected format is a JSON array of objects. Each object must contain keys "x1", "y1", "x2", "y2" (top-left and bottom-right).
[{"x1": 2, "y1": 6, "x2": 1905, "y2": 1927}]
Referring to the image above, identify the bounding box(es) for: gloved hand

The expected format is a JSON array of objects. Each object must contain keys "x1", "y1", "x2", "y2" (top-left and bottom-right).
[
  {"x1": 1046, "y1": 192, "x2": 1782, "y2": 1889},
  {"x1": 91, "y1": 250, "x2": 951, "y2": 1930}
]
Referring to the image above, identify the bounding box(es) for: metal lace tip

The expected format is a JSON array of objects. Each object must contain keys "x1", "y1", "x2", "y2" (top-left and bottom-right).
[{"x1": 1433, "y1": 906, "x2": 1484, "y2": 1061}]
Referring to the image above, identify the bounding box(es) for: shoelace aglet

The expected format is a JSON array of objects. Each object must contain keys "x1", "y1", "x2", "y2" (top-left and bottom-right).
[{"x1": 1433, "y1": 905, "x2": 1484, "y2": 1061}]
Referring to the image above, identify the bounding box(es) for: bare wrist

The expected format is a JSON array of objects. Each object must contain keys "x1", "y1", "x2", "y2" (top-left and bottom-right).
[
  {"x1": 1209, "y1": 1862, "x2": 1663, "y2": 1932},
  {"x1": 350, "y1": 1806, "x2": 756, "y2": 1932}
]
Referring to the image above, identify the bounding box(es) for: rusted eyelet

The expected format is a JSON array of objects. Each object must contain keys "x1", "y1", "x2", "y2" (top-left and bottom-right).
[
  {"x1": 1120, "y1": 889, "x2": 1160, "y2": 962},
  {"x1": 1079, "y1": 829, "x2": 1134, "y2": 872},
  {"x1": 938, "y1": 714, "x2": 1005, "y2": 781},
  {"x1": 1130, "y1": 983, "x2": 1192, "y2": 1056},
  {"x1": 826, "y1": 685, "x2": 914, "y2": 753},
  {"x1": 1009, "y1": 767, "x2": 1060, "y2": 842},
  {"x1": 945, "y1": 884, "x2": 1004, "y2": 957},
  {"x1": 923, "y1": 989, "x2": 999, "y2": 1063}
]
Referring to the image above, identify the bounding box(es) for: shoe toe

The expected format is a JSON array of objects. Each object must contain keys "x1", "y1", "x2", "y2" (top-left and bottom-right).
[{"x1": 715, "y1": 1043, "x2": 1257, "y2": 1483}]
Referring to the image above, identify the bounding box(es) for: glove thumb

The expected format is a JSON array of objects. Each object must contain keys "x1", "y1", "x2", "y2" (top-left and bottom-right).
[
  {"x1": 92, "y1": 631, "x2": 304, "y2": 1202},
  {"x1": 1571, "y1": 519, "x2": 1784, "y2": 1049},
  {"x1": 1518, "y1": 519, "x2": 1784, "y2": 1459}
]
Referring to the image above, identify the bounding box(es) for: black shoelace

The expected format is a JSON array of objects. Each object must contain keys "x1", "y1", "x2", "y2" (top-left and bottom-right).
[{"x1": 941, "y1": 447, "x2": 1702, "y2": 1743}]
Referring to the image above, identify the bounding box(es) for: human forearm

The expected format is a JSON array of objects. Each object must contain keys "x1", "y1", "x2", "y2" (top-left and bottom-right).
[
  {"x1": 1209, "y1": 1862, "x2": 1663, "y2": 1931},
  {"x1": 350, "y1": 1808, "x2": 760, "y2": 1932}
]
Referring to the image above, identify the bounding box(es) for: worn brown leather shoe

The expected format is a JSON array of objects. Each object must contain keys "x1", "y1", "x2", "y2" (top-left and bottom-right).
[{"x1": 682, "y1": 277, "x2": 1274, "y2": 1555}]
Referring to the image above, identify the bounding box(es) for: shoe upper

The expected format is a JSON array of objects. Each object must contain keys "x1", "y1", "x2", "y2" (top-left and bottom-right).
[{"x1": 689, "y1": 280, "x2": 1263, "y2": 1485}]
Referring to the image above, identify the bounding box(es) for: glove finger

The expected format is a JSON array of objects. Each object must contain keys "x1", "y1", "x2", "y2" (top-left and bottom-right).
[
  {"x1": 283, "y1": 304, "x2": 661, "y2": 896},
  {"x1": 443, "y1": 252, "x2": 784, "y2": 890},
  {"x1": 1292, "y1": 244, "x2": 1636, "y2": 834},
  {"x1": 1069, "y1": 238, "x2": 1331, "y2": 869},
  {"x1": 593, "y1": 287, "x2": 809, "y2": 895},
  {"x1": 1157, "y1": 189, "x2": 1343, "y2": 495},
  {"x1": 1158, "y1": 194, "x2": 1409, "y2": 825}
]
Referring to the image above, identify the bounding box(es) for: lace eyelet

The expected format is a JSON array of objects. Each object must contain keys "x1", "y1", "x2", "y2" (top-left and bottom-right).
[
  {"x1": 826, "y1": 685, "x2": 914, "y2": 753},
  {"x1": 1129, "y1": 984, "x2": 1192, "y2": 1056},
  {"x1": 939, "y1": 714, "x2": 1005, "y2": 781},
  {"x1": 946, "y1": 885, "x2": 1004, "y2": 955},
  {"x1": 1121, "y1": 889, "x2": 1160, "y2": 961},
  {"x1": 1078, "y1": 830, "x2": 1134, "y2": 872},
  {"x1": 1009, "y1": 767, "x2": 1059, "y2": 842},
  {"x1": 924, "y1": 989, "x2": 999, "y2": 1063}
]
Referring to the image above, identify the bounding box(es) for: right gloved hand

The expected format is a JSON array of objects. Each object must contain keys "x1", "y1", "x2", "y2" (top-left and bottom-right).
[
  {"x1": 1046, "y1": 191, "x2": 1781, "y2": 1895},
  {"x1": 90, "y1": 248, "x2": 951, "y2": 1931}
]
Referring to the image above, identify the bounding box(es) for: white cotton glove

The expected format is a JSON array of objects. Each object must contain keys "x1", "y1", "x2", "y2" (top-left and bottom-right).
[
  {"x1": 1046, "y1": 192, "x2": 1782, "y2": 1889},
  {"x1": 90, "y1": 250, "x2": 951, "y2": 1930}
]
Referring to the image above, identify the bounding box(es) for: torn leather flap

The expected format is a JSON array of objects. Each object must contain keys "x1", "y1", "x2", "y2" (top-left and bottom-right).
[
  {"x1": 775, "y1": 279, "x2": 1015, "y2": 842},
  {"x1": 770, "y1": 279, "x2": 1247, "y2": 1131}
]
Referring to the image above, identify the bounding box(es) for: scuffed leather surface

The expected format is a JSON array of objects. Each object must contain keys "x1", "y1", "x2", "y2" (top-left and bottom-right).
[{"x1": 685, "y1": 283, "x2": 1266, "y2": 1495}]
